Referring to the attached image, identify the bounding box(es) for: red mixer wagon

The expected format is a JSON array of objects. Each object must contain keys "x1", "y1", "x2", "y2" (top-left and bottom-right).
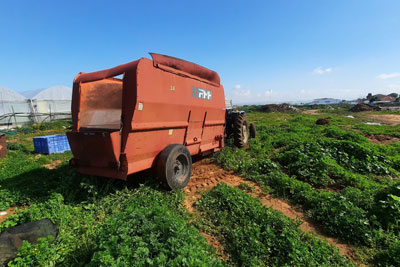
[{"x1": 67, "y1": 53, "x2": 252, "y2": 189}]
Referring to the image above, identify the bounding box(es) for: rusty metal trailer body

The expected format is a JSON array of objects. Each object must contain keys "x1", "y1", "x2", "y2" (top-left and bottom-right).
[{"x1": 67, "y1": 54, "x2": 226, "y2": 184}]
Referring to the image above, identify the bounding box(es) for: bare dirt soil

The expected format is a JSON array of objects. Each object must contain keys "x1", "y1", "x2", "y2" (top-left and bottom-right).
[
  {"x1": 367, "y1": 134, "x2": 400, "y2": 145},
  {"x1": 200, "y1": 231, "x2": 227, "y2": 261},
  {"x1": 350, "y1": 104, "x2": 377, "y2": 112},
  {"x1": 43, "y1": 160, "x2": 62, "y2": 170},
  {"x1": 0, "y1": 207, "x2": 25, "y2": 224},
  {"x1": 184, "y1": 158, "x2": 357, "y2": 262},
  {"x1": 302, "y1": 109, "x2": 321, "y2": 115},
  {"x1": 364, "y1": 114, "x2": 400, "y2": 125}
]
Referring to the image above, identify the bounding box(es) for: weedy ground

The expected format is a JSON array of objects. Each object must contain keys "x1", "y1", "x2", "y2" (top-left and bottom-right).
[
  {"x1": 0, "y1": 108, "x2": 399, "y2": 266},
  {"x1": 1, "y1": 122, "x2": 224, "y2": 266},
  {"x1": 215, "y1": 109, "x2": 400, "y2": 266}
]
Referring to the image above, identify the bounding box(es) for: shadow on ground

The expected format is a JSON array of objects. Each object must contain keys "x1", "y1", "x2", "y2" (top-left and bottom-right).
[{"x1": 1, "y1": 163, "x2": 160, "y2": 207}]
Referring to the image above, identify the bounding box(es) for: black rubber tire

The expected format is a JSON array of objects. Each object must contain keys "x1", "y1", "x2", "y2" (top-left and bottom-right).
[
  {"x1": 233, "y1": 114, "x2": 249, "y2": 148},
  {"x1": 156, "y1": 144, "x2": 192, "y2": 190},
  {"x1": 249, "y1": 123, "x2": 256, "y2": 138}
]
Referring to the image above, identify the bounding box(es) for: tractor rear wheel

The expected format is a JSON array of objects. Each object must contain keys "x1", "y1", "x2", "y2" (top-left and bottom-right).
[
  {"x1": 233, "y1": 114, "x2": 249, "y2": 148},
  {"x1": 156, "y1": 144, "x2": 192, "y2": 190}
]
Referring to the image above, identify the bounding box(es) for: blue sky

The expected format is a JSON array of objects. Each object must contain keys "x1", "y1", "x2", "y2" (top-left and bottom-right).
[{"x1": 1, "y1": 0, "x2": 400, "y2": 104}]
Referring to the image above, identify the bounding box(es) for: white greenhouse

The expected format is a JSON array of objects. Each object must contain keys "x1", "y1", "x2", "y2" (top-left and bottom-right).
[{"x1": 0, "y1": 86, "x2": 72, "y2": 128}]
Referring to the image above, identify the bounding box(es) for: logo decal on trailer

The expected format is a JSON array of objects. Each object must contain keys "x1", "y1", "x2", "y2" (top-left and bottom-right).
[{"x1": 191, "y1": 87, "x2": 212, "y2": 100}]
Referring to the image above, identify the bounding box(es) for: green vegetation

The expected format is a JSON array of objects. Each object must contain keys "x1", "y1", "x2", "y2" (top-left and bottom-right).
[
  {"x1": 215, "y1": 112, "x2": 400, "y2": 265},
  {"x1": 88, "y1": 188, "x2": 222, "y2": 267},
  {"x1": 1, "y1": 121, "x2": 222, "y2": 266},
  {"x1": 2, "y1": 112, "x2": 400, "y2": 266},
  {"x1": 7, "y1": 187, "x2": 222, "y2": 266},
  {"x1": 196, "y1": 183, "x2": 352, "y2": 266},
  {"x1": 355, "y1": 123, "x2": 400, "y2": 138}
]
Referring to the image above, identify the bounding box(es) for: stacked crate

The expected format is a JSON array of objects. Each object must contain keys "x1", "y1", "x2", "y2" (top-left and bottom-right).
[{"x1": 33, "y1": 134, "x2": 71, "y2": 154}]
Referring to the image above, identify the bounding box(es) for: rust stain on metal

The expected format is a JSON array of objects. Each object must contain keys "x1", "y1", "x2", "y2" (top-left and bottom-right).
[{"x1": 0, "y1": 134, "x2": 7, "y2": 159}]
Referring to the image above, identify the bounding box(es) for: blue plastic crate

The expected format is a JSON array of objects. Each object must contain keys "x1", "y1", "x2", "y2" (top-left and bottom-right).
[{"x1": 33, "y1": 134, "x2": 71, "y2": 154}]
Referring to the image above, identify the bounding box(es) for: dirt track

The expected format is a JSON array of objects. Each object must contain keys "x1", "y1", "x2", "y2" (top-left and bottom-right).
[
  {"x1": 184, "y1": 158, "x2": 357, "y2": 262},
  {"x1": 367, "y1": 134, "x2": 400, "y2": 145},
  {"x1": 302, "y1": 109, "x2": 321, "y2": 115},
  {"x1": 364, "y1": 114, "x2": 400, "y2": 125}
]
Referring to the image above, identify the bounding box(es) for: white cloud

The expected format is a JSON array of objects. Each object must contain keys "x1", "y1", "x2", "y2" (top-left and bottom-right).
[
  {"x1": 228, "y1": 85, "x2": 272, "y2": 104},
  {"x1": 376, "y1": 73, "x2": 400, "y2": 80},
  {"x1": 234, "y1": 89, "x2": 251, "y2": 97},
  {"x1": 313, "y1": 67, "x2": 332, "y2": 75},
  {"x1": 264, "y1": 89, "x2": 273, "y2": 97}
]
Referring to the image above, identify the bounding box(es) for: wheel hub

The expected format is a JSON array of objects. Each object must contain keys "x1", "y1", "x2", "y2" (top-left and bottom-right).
[
  {"x1": 242, "y1": 124, "x2": 249, "y2": 144},
  {"x1": 173, "y1": 155, "x2": 188, "y2": 182},
  {"x1": 174, "y1": 160, "x2": 183, "y2": 176}
]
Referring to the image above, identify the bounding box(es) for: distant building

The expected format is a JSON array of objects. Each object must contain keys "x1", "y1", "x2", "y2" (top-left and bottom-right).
[
  {"x1": 0, "y1": 85, "x2": 72, "y2": 128},
  {"x1": 343, "y1": 100, "x2": 359, "y2": 105},
  {"x1": 379, "y1": 95, "x2": 396, "y2": 102},
  {"x1": 370, "y1": 94, "x2": 396, "y2": 103},
  {"x1": 307, "y1": 98, "x2": 342, "y2": 105}
]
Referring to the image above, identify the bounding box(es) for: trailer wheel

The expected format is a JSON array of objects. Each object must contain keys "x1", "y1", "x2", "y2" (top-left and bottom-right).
[
  {"x1": 249, "y1": 123, "x2": 256, "y2": 138},
  {"x1": 156, "y1": 144, "x2": 192, "y2": 190},
  {"x1": 233, "y1": 114, "x2": 249, "y2": 148}
]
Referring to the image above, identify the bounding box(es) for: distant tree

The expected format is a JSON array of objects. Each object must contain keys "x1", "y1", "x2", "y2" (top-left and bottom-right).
[
  {"x1": 370, "y1": 96, "x2": 379, "y2": 103},
  {"x1": 389, "y1": 93, "x2": 398, "y2": 98},
  {"x1": 366, "y1": 93, "x2": 372, "y2": 100}
]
